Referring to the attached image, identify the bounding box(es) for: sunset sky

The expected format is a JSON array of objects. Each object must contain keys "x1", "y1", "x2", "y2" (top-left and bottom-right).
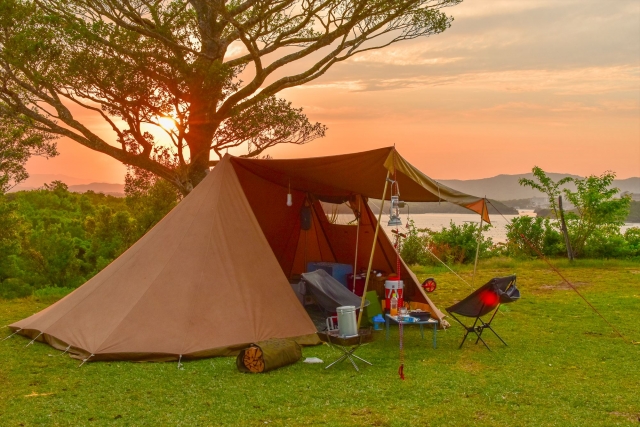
[{"x1": 26, "y1": 0, "x2": 640, "y2": 184}]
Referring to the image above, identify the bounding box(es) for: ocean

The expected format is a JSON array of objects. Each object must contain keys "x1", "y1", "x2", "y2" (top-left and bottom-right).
[{"x1": 335, "y1": 213, "x2": 640, "y2": 243}]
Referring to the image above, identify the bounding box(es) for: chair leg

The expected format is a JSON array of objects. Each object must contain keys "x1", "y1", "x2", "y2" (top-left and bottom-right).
[
  {"x1": 485, "y1": 325, "x2": 508, "y2": 346},
  {"x1": 459, "y1": 329, "x2": 471, "y2": 349}
]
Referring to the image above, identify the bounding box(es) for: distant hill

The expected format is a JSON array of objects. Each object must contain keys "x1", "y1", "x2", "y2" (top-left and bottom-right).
[
  {"x1": 9, "y1": 174, "x2": 125, "y2": 196},
  {"x1": 67, "y1": 183, "x2": 125, "y2": 197},
  {"x1": 439, "y1": 174, "x2": 639, "y2": 201}
]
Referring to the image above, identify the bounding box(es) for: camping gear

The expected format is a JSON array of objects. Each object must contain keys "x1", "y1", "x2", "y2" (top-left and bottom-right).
[
  {"x1": 363, "y1": 290, "x2": 383, "y2": 326},
  {"x1": 372, "y1": 314, "x2": 385, "y2": 331},
  {"x1": 446, "y1": 275, "x2": 520, "y2": 351},
  {"x1": 236, "y1": 339, "x2": 302, "y2": 373},
  {"x1": 318, "y1": 329, "x2": 373, "y2": 372},
  {"x1": 9, "y1": 147, "x2": 488, "y2": 362},
  {"x1": 301, "y1": 270, "x2": 368, "y2": 314},
  {"x1": 306, "y1": 262, "x2": 353, "y2": 287},
  {"x1": 410, "y1": 310, "x2": 431, "y2": 321},
  {"x1": 384, "y1": 279, "x2": 404, "y2": 311},
  {"x1": 422, "y1": 278, "x2": 437, "y2": 293},
  {"x1": 336, "y1": 306, "x2": 357, "y2": 338},
  {"x1": 386, "y1": 314, "x2": 439, "y2": 349}
]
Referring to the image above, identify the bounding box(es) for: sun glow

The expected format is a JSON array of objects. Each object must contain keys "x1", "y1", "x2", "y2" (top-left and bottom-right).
[{"x1": 158, "y1": 116, "x2": 177, "y2": 132}]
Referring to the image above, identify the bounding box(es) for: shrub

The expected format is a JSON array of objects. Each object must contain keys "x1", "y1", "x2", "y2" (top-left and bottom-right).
[
  {"x1": 399, "y1": 219, "x2": 428, "y2": 265},
  {"x1": 583, "y1": 226, "x2": 640, "y2": 259},
  {"x1": 424, "y1": 221, "x2": 493, "y2": 265},
  {"x1": 33, "y1": 286, "x2": 74, "y2": 303},
  {"x1": 0, "y1": 278, "x2": 32, "y2": 299},
  {"x1": 505, "y1": 216, "x2": 565, "y2": 258}
]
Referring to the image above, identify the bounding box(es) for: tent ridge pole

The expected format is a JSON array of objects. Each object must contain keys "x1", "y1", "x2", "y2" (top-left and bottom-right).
[{"x1": 357, "y1": 171, "x2": 391, "y2": 328}]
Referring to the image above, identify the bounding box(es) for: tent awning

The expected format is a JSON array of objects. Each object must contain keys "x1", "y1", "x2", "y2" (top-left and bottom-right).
[{"x1": 231, "y1": 147, "x2": 490, "y2": 223}]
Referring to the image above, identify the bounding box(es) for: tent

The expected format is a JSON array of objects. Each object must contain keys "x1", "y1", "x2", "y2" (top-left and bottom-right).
[{"x1": 9, "y1": 147, "x2": 489, "y2": 362}]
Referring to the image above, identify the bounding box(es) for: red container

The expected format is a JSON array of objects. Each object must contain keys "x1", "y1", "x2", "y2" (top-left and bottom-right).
[
  {"x1": 346, "y1": 274, "x2": 366, "y2": 296},
  {"x1": 384, "y1": 279, "x2": 404, "y2": 312}
]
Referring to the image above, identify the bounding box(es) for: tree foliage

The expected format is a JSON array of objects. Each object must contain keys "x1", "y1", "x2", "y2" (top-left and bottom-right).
[
  {"x1": 516, "y1": 167, "x2": 632, "y2": 258},
  {"x1": 0, "y1": 181, "x2": 176, "y2": 298},
  {"x1": 0, "y1": 0, "x2": 461, "y2": 194},
  {"x1": 0, "y1": 112, "x2": 57, "y2": 193}
]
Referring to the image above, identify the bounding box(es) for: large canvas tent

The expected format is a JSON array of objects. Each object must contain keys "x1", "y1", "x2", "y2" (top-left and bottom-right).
[{"x1": 9, "y1": 147, "x2": 490, "y2": 362}]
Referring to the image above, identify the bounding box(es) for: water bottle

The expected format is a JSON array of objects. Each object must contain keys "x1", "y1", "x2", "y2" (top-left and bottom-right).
[{"x1": 390, "y1": 292, "x2": 398, "y2": 317}]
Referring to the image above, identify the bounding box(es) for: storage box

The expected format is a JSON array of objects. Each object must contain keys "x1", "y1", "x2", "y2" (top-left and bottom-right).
[{"x1": 306, "y1": 262, "x2": 353, "y2": 287}]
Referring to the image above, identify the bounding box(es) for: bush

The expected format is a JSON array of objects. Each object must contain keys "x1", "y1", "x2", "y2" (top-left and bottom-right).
[
  {"x1": 505, "y1": 216, "x2": 565, "y2": 258},
  {"x1": 399, "y1": 219, "x2": 428, "y2": 265},
  {"x1": 583, "y1": 226, "x2": 640, "y2": 259},
  {"x1": 426, "y1": 221, "x2": 494, "y2": 264},
  {"x1": 33, "y1": 286, "x2": 74, "y2": 303},
  {"x1": 0, "y1": 278, "x2": 32, "y2": 299}
]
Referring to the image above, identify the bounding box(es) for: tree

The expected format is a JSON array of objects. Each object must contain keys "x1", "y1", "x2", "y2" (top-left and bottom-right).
[
  {"x1": 518, "y1": 167, "x2": 631, "y2": 258},
  {"x1": 519, "y1": 167, "x2": 572, "y2": 220},
  {"x1": 562, "y1": 172, "x2": 631, "y2": 256},
  {"x1": 0, "y1": 0, "x2": 461, "y2": 194},
  {"x1": 0, "y1": 112, "x2": 57, "y2": 193}
]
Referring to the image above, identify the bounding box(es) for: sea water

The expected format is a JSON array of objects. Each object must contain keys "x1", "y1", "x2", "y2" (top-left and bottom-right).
[{"x1": 335, "y1": 213, "x2": 639, "y2": 243}]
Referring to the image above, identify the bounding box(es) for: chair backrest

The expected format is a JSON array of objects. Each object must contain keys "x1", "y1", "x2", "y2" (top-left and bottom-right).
[{"x1": 446, "y1": 275, "x2": 519, "y2": 318}]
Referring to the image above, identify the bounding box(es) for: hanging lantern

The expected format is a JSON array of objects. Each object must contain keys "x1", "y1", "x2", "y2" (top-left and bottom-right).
[
  {"x1": 388, "y1": 195, "x2": 403, "y2": 226},
  {"x1": 286, "y1": 180, "x2": 293, "y2": 206}
]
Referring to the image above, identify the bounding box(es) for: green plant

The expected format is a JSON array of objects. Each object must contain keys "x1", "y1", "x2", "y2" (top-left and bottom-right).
[
  {"x1": 424, "y1": 220, "x2": 493, "y2": 265},
  {"x1": 399, "y1": 219, "x2": 428, "y2": 265},
  {"x1": 0, "y1": 278, "x2": 31, "y2": 299},
  {"x1": 563, "y1": 172, "x2": 631, "y2": 257},
  {"x1": 505, "y1": 216, "x2": 565, "y2": 258}
]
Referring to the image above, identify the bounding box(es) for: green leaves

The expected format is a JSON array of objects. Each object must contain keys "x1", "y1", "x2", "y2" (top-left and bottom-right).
[{"x1": 0, "y1": 112, "x2": 58, "y2": 194}]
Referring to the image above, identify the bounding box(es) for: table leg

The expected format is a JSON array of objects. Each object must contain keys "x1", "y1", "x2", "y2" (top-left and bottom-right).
[
  {"x1": 419, "y1": 324, "x2": 424, "y2": 339},
  {"x1": 386, "y1": 316, "x2": 389, "y2": 340},
  {"x1": 432, "y1": 323, "x2": 437, "y2": 349}
]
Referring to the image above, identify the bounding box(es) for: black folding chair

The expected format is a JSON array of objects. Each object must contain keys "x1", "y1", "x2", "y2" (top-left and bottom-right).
[{"x1": 446, "y1": 275, "x2": 520, "y2": 351}]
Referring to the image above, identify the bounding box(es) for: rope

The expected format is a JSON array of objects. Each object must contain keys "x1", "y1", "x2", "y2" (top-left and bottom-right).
[
  {"x1": 78, "y1": 353, "x2": 94, "y2": 368},
  {"x1": 1, "y1": 328, "x2": 21, "y2": 342},
  {"x1": 25, "y1": 332, "x2": 43, "y2": 347},
  {"x1": 486, "y1": 200, "x2": 628, "y2": 341}
]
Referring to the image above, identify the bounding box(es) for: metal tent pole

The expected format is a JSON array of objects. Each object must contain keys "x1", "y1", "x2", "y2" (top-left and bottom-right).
[
  {"x1": 352, "y1": 196, "x2": 361, "y2": 294},
  {"x1": 471, "y1": 198, "x2": 486, "y2": 287},
  {"x1": 357, "y1": 171, "x2": 390, "y2": 329}
]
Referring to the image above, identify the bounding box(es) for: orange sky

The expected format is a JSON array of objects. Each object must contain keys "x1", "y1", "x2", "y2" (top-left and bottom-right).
[{"x1": 26, "y1": 0, "x2": 640, "y2": 183}]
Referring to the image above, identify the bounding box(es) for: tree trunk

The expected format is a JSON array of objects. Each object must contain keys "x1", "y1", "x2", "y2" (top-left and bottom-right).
[{"x1": 558, "y1": 196, "x2": 574, "y2": 261}]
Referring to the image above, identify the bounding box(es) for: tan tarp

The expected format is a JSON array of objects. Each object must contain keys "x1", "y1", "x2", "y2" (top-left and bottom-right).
[
  {"x1": 232, "y1": 146, "x2": 490, "y2": 223},
  {"x1": 10, "y1": 147, "x2": 484, "y2": 360}
]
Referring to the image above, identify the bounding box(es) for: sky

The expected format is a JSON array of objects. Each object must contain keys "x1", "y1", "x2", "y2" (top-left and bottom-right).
[{"x1": 26, "y1": 0, "x2": 640, "y2": 184}]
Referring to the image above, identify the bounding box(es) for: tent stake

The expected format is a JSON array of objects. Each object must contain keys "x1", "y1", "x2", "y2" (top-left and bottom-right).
[
  {"x1": 178, "y1": 354, "x2": 183, "y2": 369},
  {"x1": 60, "y1": 345, "x2": 71, "y2": 356},
  {"x1": 78, "y1": 354, "x2": 94, "y2": 368},
  {"x1": 2, "y1": 328, "x2": 21, "y2": 342},
  {"x1": 25, "y1": 332, "x2": 43, "y2": 347},
  {"x1": 357, "y1": 171, "x2": 390, "y2": 329}
]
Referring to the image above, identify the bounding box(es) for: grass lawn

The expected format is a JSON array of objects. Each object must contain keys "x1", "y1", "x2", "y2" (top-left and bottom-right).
[{"x1": 1, "y1": 259, "x2": 639, "y2": 426}]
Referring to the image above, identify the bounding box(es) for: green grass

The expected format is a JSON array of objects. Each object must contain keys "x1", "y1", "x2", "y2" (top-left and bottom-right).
[{"x1": 1, "y1": 259, "x2": 639, "y2": 426}]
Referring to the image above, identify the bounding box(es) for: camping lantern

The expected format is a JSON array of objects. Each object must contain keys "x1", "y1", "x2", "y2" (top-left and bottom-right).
[
  {"x1": 388, "y1": 195, "x2": 403, "y2": 226},
  {"x1": 286, "y1": 180, "x2": 293, "y2": 206}
]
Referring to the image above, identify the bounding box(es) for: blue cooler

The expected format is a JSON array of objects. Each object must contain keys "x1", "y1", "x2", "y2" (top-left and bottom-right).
[{"x1": 306, "y1": 262, "x2": 353, "y2": 287}]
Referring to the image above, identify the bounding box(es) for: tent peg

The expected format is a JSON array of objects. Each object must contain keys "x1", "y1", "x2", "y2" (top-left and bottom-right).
[
  {"x1": 78, "y1": 354, "x2": 94, "y2": 368},
  {"x1": 1, "y1": 328, "x2": 21, "y2": 342},
  {"x1": 178, "y1": 354, "x2": 183, "y2": 369},
  {"x1": 60, "y1": 345, "x2": 71, "y2": 356},
  {"x1": 25, "y1": 332, "x2": 43, "y2": 347}
]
